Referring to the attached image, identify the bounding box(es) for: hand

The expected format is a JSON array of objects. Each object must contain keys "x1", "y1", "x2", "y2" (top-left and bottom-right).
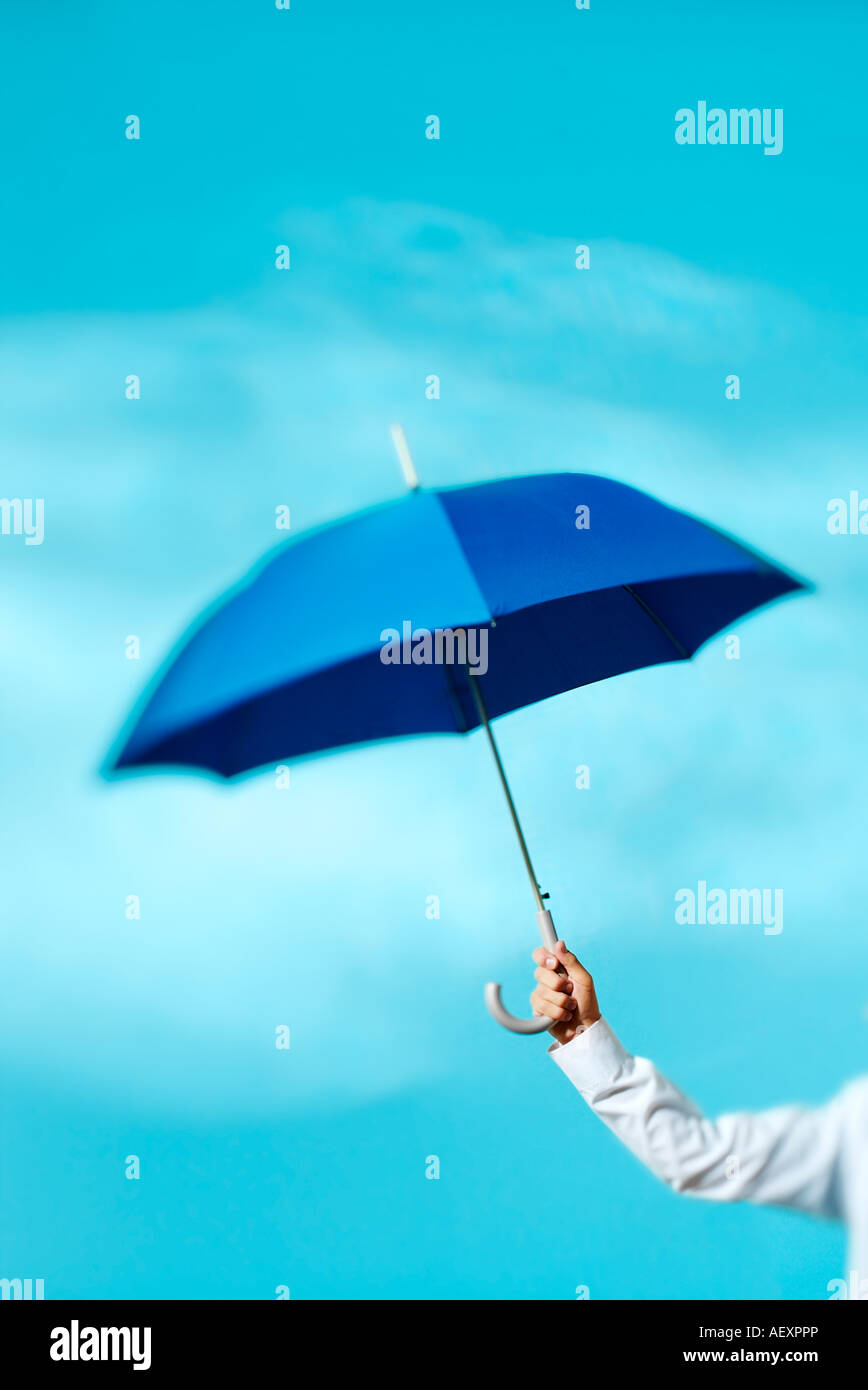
[{"x1": 530, "y1": 939, "x2": 601, "y2": 1044}]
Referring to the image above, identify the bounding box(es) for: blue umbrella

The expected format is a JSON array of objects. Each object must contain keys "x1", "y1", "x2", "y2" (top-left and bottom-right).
[{"x1": 109, "y1": 440, "x2": 806, "y2": 1034}]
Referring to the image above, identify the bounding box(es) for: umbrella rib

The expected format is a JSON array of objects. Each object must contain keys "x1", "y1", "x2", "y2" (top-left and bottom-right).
[{"x1": 622, "y1": 584, "x2": 690, "y2": 660}]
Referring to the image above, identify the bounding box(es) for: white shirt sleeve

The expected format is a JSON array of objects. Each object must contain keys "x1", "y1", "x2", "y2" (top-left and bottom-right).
[{"x1": 550, "y1": 1018, "x2": 848, "y2": 1219}]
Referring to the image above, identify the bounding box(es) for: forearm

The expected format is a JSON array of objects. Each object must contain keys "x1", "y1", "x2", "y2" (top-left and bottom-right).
[
  {"x1": 551, "y1": 1019, "x2": 844, "y2": 1217},
  {"x1": 549, "y1": 1019, "x2": 729, "y2": 1193}
]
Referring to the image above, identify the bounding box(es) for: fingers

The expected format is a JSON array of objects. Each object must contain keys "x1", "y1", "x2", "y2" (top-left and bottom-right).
[
  {"x1": 532, "y1": 940, "x2": 595, "y2": 1034},
  {"x1": 534, "y1": 965, "x2": 572, "y2": 993},
  {"x1": 530, "y1": 992, "x2": 566, "y2": 1023},
  {"x1": 530, "y1": 986, "x2": 577, "y2": 1023},
  {"x1": 532, "y1": 943, "x2": 589, "y2": 981},
  {"x1": 532, "y1": 947, "x2": 568, "y2": 976},
  {"x1": 537, "y1": 984, "x2": 577, "y2": 1009}
]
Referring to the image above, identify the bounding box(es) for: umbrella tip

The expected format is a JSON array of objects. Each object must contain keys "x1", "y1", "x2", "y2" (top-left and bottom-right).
[{"x1": 390, "y1": 423, "x2": 420, "y2": 491}]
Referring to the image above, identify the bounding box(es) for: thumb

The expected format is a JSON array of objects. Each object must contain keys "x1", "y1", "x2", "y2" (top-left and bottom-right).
[{"x1": 552, "y1": 939, "x2": 589, "y2": 983}]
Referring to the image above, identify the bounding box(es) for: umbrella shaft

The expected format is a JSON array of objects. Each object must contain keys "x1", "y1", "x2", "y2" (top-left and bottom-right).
[{"x1": 466, "y1": 670, "x2": 545, "y2": 914}]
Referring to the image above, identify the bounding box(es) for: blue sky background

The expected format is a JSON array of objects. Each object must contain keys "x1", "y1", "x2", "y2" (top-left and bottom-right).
[{"x1": 2, "y1": 0, "x2": 867, "y2": 1299}]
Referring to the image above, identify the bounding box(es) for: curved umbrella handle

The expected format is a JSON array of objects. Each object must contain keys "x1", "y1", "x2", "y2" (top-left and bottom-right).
[
  {"x1": 485, "y1": 908, "x2": 561, "y2": 1035},
  {"x1": 484, "y1": 982, "x2": 556, "y2": 1034}
]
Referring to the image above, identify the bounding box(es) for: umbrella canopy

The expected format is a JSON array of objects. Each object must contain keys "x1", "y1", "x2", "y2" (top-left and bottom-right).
[
  {"x1": 109, "y1": 465, "x2": 807, "y2": 1034},
  {"x1": 111, "y1": 471, "x2": 804, "y2": 779}
]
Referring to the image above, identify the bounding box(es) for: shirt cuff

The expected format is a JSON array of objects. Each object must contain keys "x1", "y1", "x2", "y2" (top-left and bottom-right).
[{"x1": 548, "y1": 1017, "x2": 631, "y2": 1100}]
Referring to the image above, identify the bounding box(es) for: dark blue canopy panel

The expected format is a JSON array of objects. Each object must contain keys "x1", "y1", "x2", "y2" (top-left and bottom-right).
[{"x1": 111, "y1": 473, "x2": 805, "y2": 778}]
